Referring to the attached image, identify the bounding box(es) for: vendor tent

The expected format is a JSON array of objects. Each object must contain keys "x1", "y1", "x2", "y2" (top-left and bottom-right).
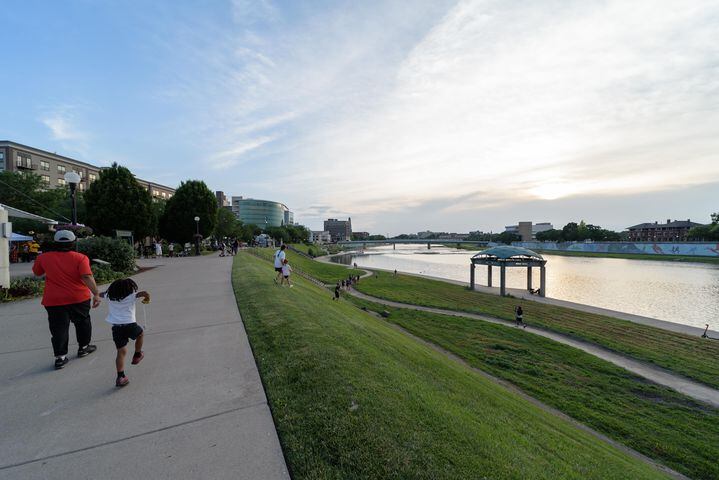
[{"x1": 10, "y1": 233, "x2": 33, "y2": 242}]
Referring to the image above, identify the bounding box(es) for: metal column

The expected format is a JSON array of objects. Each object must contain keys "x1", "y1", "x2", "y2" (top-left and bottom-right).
[
  {"x1": 470, "y1": 263, "x2": 475, "y2": 290},
  {"x1": 527, "y1": 266, "x2": 532, "y2": 291},
  {"x1": 487, "y1": 265, "x2": 492, "y2": 287},
  {"x1": 500, "y1": 265, "x2": 506, "y2": 296},
  {"x1": 539, "y1": 265, "x2": 546, "y2": 297}
]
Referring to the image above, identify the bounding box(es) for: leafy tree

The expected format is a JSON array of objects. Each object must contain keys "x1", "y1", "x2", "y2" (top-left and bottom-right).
[
  {"x1": 159, "y1": 180, "x2": 217, "y2": 243},
  {"x1": 367, "y1": 234, "x2": 387, "y2": 240},
  {"x1": 84, "y1": 163, "x2": 156, "y2": 239},
  {"x1": 535, "y1": 229, "x2": 562, "y2": 241},
  {"x1": 496, "y1": 231, "x2": 520, "y2": 244},
  {"x1": 214, "y1": 207, "x2": 239, "y2": 239},
  {"x1": 0, "y1": 171, "x2": 80, "y2": 224},
  {"x1": 562, "y1": 222, "x2": 579, "y2": 241}
]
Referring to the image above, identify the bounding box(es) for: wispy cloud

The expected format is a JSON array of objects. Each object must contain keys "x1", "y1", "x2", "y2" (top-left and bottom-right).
[
  {"x1": 155, "y1": 0, "x2": 719, "y2": 232},
  {"x1": 38, "y1": 105, "x2": 91, "y2": 157}
]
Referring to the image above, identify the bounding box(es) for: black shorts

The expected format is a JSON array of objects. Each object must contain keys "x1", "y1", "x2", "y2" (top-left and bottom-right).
[
  {"x1": 283, "y1": 275, "x2": 289, "y2": 278},
  {"x1": 111, "y1": 323, "x2": 144, "y2": 348},
  {"x1": 275, "y1": 267, "x2": 282, "y2": 272}
]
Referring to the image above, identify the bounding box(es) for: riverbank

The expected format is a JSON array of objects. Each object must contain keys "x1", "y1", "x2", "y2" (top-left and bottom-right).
[
  {"x1": 532, "y1": 248, "x2": 719, "y2": 264},
  {"x1": 231, "y1": 252, "x2": 675, "y2": 479}
]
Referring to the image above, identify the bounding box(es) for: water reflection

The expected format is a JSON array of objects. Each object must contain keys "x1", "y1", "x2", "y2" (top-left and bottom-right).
[{"x1": 331, "y1": 244, "x2": 719, "y2": 328}]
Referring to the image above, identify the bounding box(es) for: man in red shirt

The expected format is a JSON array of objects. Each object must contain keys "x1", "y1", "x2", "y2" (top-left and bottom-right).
[{"x1": 33, "y1": 230, "x2": 102, "y2": 369}]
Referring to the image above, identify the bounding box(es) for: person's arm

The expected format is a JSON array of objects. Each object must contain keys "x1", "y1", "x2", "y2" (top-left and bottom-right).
[
  {"x1": 136, "y1": 291, "x2": 151, "y2": 303},
  {"x1": 81, "y1": 275, "x2": 101, "y2": 308},
  {"x1": 32, "y1": 257, "x2": 44, "y2": 277}
]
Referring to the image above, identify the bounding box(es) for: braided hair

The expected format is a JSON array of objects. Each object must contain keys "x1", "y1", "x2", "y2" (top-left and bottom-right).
[{"x1": 107, "y1": 278, "x2": 138, "y2": 301}]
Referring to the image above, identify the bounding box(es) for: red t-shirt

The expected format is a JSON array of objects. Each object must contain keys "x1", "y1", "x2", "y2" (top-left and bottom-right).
[{"x1": 32, "y1": 251, "x2": 93, "y2": 306}]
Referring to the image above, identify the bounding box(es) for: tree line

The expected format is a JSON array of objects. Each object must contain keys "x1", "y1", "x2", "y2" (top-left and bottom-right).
[{"x1": 1, "y1": 165, "x2": 309, "y2": 244}]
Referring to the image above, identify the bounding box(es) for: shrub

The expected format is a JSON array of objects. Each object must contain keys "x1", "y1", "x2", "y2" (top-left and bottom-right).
[
  {"x1": 1, "y1": 277, "x2": 44, "y2": 302},
  {"x1": 91, "y1": 264, "x2": 126, "y2": 285},
  {"x1": 78, "y1": 236, "x2": 136, "y2": 273}
]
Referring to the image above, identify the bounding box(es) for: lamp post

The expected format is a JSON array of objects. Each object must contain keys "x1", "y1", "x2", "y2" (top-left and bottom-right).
[
  {"x1": 64, "y1": 171, "x2": 81, "y2": 225},
  {"x1": 194, "y1": 216, "x2": 200, "y2": 256}
]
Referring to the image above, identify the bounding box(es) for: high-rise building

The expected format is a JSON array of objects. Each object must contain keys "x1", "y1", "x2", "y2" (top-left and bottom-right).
[
  {"x1": 284, "y1": 210, "x2": 294, "y2": 226},
  {"x1": 0, "y1": 140, "x2": 175, "y2": 199},
  {"x1": 231, "y1": 197, "x2": 292, "y2": 228},
  {"x1": 215, "y1": 191, "x2": 230, "y2": 208},
  {"x1": 324, "y1": 218, "x2": 352, "y2": 242},
  {"x1": 505, "y1": 221, "x2": 554, "y2": 241}
]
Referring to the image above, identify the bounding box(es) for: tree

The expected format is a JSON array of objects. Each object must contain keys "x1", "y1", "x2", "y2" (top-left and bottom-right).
[
  {"x1": 214, "y1": 207, "x2": 239, "y2": 239},
  {"x1": 0, "y1": 171, "x2": 79, "y2": 224},
  {"x1": 496, "y1": 231, "x2": 520, "y2": 244},
  {"x1": 535, "y1": 229, "x2": 562, "y2": 241},
  {"x1": 562, "y1": 222, "x2": 579, "y2": 241},
  {"x1": 84, "y1": 163, "x2": 156, "y2": 239},
  {"x1": 159, "y1": 180, "x2": 217, "y2": 243}
]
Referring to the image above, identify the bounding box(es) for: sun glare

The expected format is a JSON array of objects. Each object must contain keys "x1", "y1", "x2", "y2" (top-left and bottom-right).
[{"x1": 530, "y1": 182, "x2": 578, "y2": 200}]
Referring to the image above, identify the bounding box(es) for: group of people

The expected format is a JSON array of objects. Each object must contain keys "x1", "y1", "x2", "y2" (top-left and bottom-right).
[
  {"x1": 217, "y1": 238, "x2": 240, "y2": 257},
  {"x1": 273, "y1": 244, "x2": 293, "y2": 287},
  {"x1": 33, "y1": 230, "x2": 150, "y2": 387},
  {"x1": 10, "y1": 240, "x2": 40, "y2": 263}
]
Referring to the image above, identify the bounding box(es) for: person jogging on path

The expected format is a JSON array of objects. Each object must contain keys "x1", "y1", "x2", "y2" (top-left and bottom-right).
[
  {"x1": 32, "y1": 230, "x2": 101, "y2": 369},
  {"x1": 514, "y1": 305, "x2": 526, "y2": 328},
  {"x1": 273, "y1": 245, "x2": 286, "y2": 283}
]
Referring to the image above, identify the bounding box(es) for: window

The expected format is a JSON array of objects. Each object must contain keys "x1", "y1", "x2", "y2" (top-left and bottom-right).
[
  {"x1": 41, "y1": 175, "x2": 50, "y2": 185},
  {"x1": 152, "y1": 189, "x2": 160, "y2": 196},
  {"x1": 79, "y1": 182, "x2": 85, "y2": 191},
  {"x1": 57, "y1": 164, "x2": 66, "y2": 174},
  {"x1": 57, "y1": 178, "x2": 66, "y2": 186},
  {"x1": 40, "y1": 161, "x2": 50, "y2": 171},
  {"x1": 161, "y1": 192, "x2": 167, "y2": 198},
  {"x1": 16, "y1": 154, "x2": 32, "y2": 168},
  {"x1": 88, "y1": 173, "x2": 96, "y2": 182}
]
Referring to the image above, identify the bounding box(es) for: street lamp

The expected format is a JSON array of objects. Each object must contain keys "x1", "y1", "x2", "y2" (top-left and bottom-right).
[
  {"x1": 64, "y1": 171, "x2": 82, "y2": 225},
  {"x1": 194, "y1": 216, "x2": 201, "y2": 256}
]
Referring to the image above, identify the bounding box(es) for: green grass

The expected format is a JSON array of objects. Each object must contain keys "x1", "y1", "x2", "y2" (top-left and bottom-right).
[
  {"x1": 232, "y1": 253, "x2": 668, "y2": 479},
  {"x1": 347, "y1": 295, "x2": 719, "y2": 479},
  {"x1": 354, "y1": 271, "x2": 719, "y2": 389},
  {"x1": 537, "y1": 249, "x2": 719, "y2": 264},
  {"x1": 248, "y1": 247, "x2": 363, "y2": 284}
]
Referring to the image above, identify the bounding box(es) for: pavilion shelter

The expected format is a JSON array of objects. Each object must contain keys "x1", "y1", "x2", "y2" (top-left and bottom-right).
[{"x1": 470, "y1": 246, "x2": 547, "y2": 297}]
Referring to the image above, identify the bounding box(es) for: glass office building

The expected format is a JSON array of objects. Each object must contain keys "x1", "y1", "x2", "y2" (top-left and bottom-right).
[{"x1": 231, "y1": 197, "x2": 293, "y2": 227}]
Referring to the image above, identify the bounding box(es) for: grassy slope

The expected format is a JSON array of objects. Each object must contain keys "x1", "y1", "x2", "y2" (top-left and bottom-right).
[
  {"x1": 248, "y1": 247, "x2": 363, "y2": 283},
  {"x1": 535, "y1": 249, "x2": 719, "y2": 264},
  {"x1": 354, "y1": 271, "x2": 719, "y2": 389},
  {"x1": 347, "y1": 295, "x2": 719, "y2": 480},
  {"x1": 232, "y1": 253, "x2": 666, "y2": 479}
]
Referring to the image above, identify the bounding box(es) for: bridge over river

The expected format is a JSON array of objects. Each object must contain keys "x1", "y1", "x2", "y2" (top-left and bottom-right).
[{"x1": 338, "y1": 239, "x2": 489, "y2": 250}]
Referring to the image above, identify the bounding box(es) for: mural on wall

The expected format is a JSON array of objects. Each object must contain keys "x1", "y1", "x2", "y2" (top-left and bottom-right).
[{"x1": 515, "y1": 242, "x2": 719, "y2": 257}]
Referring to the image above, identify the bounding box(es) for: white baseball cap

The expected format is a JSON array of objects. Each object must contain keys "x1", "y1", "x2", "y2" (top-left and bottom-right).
[{"x1": 54, "y1": 230, "x2": 77, "y2": 243}]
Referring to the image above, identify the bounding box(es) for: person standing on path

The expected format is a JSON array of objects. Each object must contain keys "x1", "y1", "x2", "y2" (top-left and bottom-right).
[
  {"x1": 280, "y1": 259, "x2": 293, "y2": 287},
  {"x1": 273, "y1": 245, "x2": 286, "y2": 284},
  {"x1": 515, "y1": 305, "x2": 526, "y2": 328},
  {"x1": 32, "y1": 230, "x2": 101, "y2": 370}
]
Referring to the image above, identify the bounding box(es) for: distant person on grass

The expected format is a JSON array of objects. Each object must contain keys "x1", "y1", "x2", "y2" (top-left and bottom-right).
[
  {"x1": 333, "y1": 282, "x2": 340, "y2": 300},
  {"x1": 280, "y1": 259, "x2": 293, "y2": 287},
  {"x1": 515, "y1": 305, "x2": 526, "y2": 328},
  {"x1": 273, "y1": 245, "x2": 286, "y2": 283},
  {"x1": 101, "y1": 278, "x2": 150, "y2": 387},
  {"x1": 32, "y1": 230, "x2": 100, "y2": 370}
]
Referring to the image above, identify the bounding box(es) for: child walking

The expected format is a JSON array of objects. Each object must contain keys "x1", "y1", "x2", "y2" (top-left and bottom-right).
[
  {"x1": 514, "y1": 305, "x2": 526, "y2": 328},
  {"x1": 102, "y1": 278, "x2": 150, "y2": 387},
  {"x1": 280, "y1": 259, "x2": 293, "y2": 287}
]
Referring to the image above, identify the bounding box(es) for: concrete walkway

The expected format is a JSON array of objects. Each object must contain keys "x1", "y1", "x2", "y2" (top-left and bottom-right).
[
  {"x1": 0, "y1": 255, "x2": 289, "y2": 479},
  {"x1": 348, "y1": 289, "x2": 719, "y2": 409}
]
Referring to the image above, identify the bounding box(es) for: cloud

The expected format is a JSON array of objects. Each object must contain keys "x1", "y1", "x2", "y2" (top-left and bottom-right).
[
  {"x1": 38, "y1": 105, "x2": 91, "y2": 157},
  {"x1": 156, "y1": 0, "x2": 719, "y2": 233},
  {"x1": 211, "y1": 136, "x2": 276, "y2": 169}
]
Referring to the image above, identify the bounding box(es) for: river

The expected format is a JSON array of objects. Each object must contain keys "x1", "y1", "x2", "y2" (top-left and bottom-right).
[{"x1": 331, "y1": 244, "x2": 719, "y2": 329}]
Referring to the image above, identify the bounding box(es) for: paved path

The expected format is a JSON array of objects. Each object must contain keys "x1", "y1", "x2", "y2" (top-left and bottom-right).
[
  {"x1": 348, "y1": 289, "x2": 719, "y2": 409},
  {"x1": 0, "y1": 255, "x2": 289, "y2": 480}
]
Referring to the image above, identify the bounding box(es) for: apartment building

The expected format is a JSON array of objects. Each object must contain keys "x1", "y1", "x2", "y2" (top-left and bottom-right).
[{"x1": 0, "y1": 141, "x2": 175, "y2": 200}]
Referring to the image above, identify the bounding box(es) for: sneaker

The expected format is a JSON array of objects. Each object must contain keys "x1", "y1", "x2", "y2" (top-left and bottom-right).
[
  {"x1": 54, "y1": 357, "x2": 69, "y2": 370},
  {"x1": 116, "y1": 376, "x2": 129, "y2": 387},
  {"x1": 131, "y1": 351, "x2": 144, "y2": 365},
  {"x1": 77, "y1": 344, "x2": 97, "y2": 358}
]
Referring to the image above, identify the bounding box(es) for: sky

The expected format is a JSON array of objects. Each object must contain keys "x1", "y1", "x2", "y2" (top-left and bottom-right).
[{"x1": 1, "y1": 0, "x2": 718, "y2": 235}]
